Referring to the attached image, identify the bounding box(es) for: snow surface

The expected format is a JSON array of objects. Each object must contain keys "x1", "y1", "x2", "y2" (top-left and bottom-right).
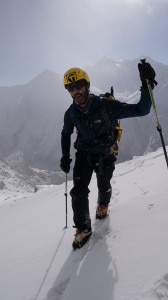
[{"x1": 0, "y1": 147, "x2": 168, "y2": 300}]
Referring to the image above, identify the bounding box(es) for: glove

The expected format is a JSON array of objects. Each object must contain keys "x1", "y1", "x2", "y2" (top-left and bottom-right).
[
  {"x1": 138, "y1": 59, "x2": 157, "y2": 90},
  {"x1": 60, "y1": 156, "x2": 72, "y2": 173}
]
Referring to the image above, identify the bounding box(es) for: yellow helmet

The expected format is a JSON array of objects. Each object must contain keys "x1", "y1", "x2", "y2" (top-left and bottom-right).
[{"x1": 64, "y1": 67, "x2": 90, "y2": 88}]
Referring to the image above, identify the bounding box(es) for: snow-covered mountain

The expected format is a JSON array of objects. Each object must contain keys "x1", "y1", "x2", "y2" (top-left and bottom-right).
[
  {"x1": 0, "y1": 57, "x2": 168, "y2": 170},
  {"x1": 1, "y1": 148, "x2": 168, "y2": 300},
  {"x1": 0, "y1": 157, "x2": 66, "y2": 203},
  {"x1": 0, "y1": 70, "x2": 68, "y2": 170}
]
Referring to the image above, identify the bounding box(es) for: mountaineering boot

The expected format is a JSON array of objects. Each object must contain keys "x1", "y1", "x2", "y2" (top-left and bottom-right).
[
  {"x1": 72, "y1": 228, "x2": 92, "y2": 250},
  {"x1": 96, "y1": 204, "x2": 109, "y2": 219}
]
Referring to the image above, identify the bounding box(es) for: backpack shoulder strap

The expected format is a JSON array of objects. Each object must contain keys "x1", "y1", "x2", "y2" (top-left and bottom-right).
[{"x1": 99, "y1": 97, "x2": 111, "y2": 128}]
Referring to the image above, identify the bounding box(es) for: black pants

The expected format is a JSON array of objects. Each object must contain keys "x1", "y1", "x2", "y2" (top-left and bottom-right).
[{"x1": 70, "y1": 152, "x2": 116, "y2": 230}]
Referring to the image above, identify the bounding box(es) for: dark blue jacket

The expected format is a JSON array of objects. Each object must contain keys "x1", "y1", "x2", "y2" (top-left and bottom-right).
[{"x1": 61, "y1": 90, "x2": 151, "y2": 156}]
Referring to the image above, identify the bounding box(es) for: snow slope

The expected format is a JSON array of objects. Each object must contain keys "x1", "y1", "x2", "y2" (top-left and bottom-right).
[{"x1": 0, "y1": 148, "x2": 168, "y2": 300}]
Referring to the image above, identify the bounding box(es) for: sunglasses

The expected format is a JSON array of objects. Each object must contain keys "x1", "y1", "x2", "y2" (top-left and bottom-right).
[{"x1": 66, "y1": 80, "x2": 85, "y2": 92}]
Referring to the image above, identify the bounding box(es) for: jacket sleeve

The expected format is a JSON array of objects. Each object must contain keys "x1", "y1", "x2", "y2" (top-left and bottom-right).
[
  {"x1": 108, "y1": 90, "x2": 152, "y2": 120},
  {"x1": 61, "y1": 109, "x2": 74, "y2": 157}
]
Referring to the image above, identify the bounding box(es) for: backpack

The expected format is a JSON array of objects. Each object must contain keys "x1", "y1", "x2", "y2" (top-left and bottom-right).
[{"x1": 99, "y1": 87, "x2": 122, "y2": 155}]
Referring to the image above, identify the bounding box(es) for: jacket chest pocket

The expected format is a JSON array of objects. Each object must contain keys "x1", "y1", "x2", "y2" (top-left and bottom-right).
[{"x1": 91, "y1": 118, "x2": 110, "y2": 138}]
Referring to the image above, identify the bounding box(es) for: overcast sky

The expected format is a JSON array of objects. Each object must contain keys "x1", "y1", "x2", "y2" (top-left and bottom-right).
[{"x1": 0, "y1": 0, "x2": 168, "y2": 86}]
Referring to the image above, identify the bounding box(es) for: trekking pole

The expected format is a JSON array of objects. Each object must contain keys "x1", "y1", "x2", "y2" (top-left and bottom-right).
[
  {"x1": 146, "y1": 79, "x2": 168, "y2": 169},
  {"x1": 64, "y1": 173, "x2": 68, "y2": 229}
]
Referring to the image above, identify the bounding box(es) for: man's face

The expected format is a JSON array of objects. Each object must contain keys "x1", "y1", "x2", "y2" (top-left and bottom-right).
[{"x1": 66, "y1": 80, "x2": 89, "y2": 107}]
